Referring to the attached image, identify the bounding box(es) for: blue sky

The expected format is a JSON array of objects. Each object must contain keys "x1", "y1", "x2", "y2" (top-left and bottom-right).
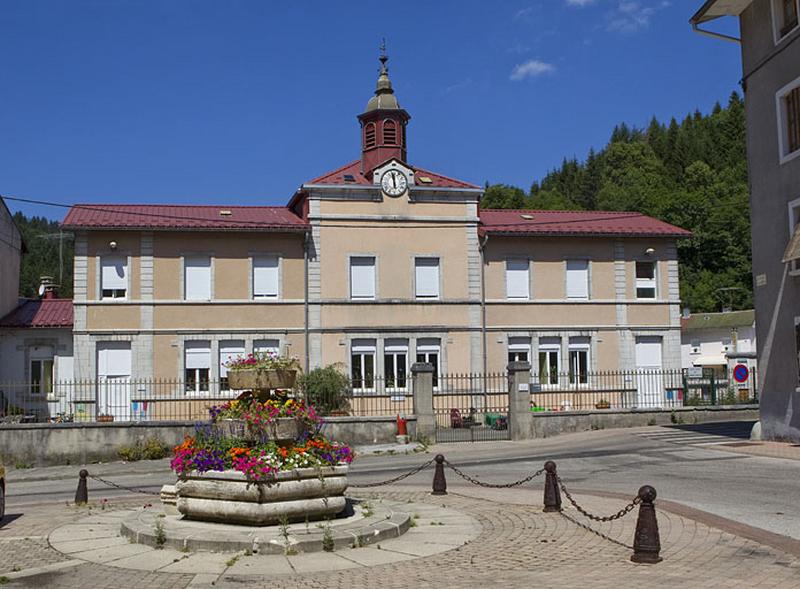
[{"x1": 1, "y1": 1, "x2": 743, "y2": 220}]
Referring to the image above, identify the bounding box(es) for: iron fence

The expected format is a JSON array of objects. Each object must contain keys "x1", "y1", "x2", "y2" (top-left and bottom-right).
[{"x1": 433, "y1": 372, "x2": 510, "y2": 442}]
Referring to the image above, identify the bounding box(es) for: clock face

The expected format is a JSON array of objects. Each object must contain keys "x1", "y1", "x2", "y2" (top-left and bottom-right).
[{"x1": 381, "y1": 169, "x2": 408, "y2": 197}]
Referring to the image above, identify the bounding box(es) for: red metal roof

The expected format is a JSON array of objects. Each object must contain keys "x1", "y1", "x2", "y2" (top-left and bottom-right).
[
  {"x1": 62, "y1": 205, "x2": 308, "y2": 231},
  {"x1": 307, "y1": 160, "x2": 480, "y2": 189},
  {"x1": 0, "y1": 299, "x2": 73, "y2": 329},
  {"x1": 479, "y1": 209, "x2": 692, "y2": 238}
]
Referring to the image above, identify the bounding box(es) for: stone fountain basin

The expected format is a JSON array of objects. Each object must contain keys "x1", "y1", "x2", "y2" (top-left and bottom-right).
[{"x1": 176, "y1": 465, "x2": 348, "y2": 526}]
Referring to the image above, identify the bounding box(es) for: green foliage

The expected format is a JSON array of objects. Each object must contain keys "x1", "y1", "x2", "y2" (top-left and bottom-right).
[
  {"x1": 117, "y1": 436, "x2": 170, "y2": 462},
  {"x1": 482, "y1": 93, "x2": 752, "y2": 313},
  {"x1": 12, "y1": 213, "x2": 74, "y2": 298},
  {"x1": 298, "y1": 364, "x2": 352, "y2": 415}
]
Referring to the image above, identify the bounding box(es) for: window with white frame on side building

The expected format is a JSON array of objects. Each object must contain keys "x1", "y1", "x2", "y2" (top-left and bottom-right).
[
  {"x1": 252, "y1": 255, "x2": 279, "y2": 299},
  {"x1": 414, "y1": 257, "x2": 440, "y2": 299},
  {"x1": 185, "y1": 341, "x2": 211, "y2": 393},
  {"x1": 416, "y1": 338, "x2": 440, "y2": 388},
  {"x1": 779, "y1": 80, "x2": 800, "y2": 161},
  {"x1": 219, "y1": 340, "x2": 245, "y2": 391},
  {"x1": 538, "y1": 337, "x2": 561, "y2": 385},
  {"x1": 384, "y1": 339, "x2": 408, "y2": 390},
  {"x1": 568, "y1": 337, "x2": 590, "y2": 385},
  {"x1": 774, "y1": 0, "x2": 799, "y2": 40},
  {"x1": 566, "y1": 259, "x2": 589, "y2": 300},
  {"x1": 101, "y1": 255, "x2": 127, "y2": 299},
  {"x1": 30, "y1": 357, "x2": 54, "y2": 395},
  {"x1": 350, "y1": 256, "x2": 376, "y2": 300},
  {"x1": 507, "y1": 336, "x2": 531, "y2": 364},
  {"x1": 635, "y1": 261, "x2": 657, "y2": 299},
  {"x1": 185, "y1": 256, "x2": 212, "y2": 301},
  {"x1": 505, "y1": 259, "x2": 530, "y2": 300},
  {"x1": 351, "y1": 339, "x2": 376, "y2": 391}
]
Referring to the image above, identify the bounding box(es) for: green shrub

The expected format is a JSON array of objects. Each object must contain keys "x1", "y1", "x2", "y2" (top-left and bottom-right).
[
  {"x1": 298, "y1": 364, "x2": 352, "y2": 416},
  {"x1": 117, "y1": 436, "x2": 169, "y2": 462}
]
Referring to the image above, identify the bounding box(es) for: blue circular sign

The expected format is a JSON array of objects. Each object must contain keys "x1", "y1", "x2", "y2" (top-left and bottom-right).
[{"x1": 733, "y1": 364, "x2": 749, "y2": 383}]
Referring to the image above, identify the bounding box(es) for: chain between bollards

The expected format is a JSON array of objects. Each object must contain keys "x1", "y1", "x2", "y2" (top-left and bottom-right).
[{"x1": 74, "y1": 469, "x2": 88, "y2": 505}]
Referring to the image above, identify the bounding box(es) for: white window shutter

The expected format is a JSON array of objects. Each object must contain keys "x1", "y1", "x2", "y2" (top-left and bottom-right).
[
  {"x1": 185, "y1": 256, "x2": 211, "y2": 300},
  {"x1": 506, "y1": 259, "x2": 529, "y2": 299},
  {"x1": 415, "y1": 258, "x2": 439, "y2": 298},
  {"x1": 253, "y1": 255, "x2": 279, "y2": 298},
  {"x1": 101, "y1": 256, "x2": 127, "y2": 289},
  {"x1": 219, "y1": 340, "x2": 245, "y2": 377},
  {"x1": 566, "y1": 260, "x2": 589, "y2": 299},
  {"x1": 254, "y1": 339, "x2": 280, "y2": 355},
  {"x1": 350, "y1": 257, "x2": 376, "y2": 299},
  {"x1": 185, "y1": 342, "x2": 211, "y2": 369}
]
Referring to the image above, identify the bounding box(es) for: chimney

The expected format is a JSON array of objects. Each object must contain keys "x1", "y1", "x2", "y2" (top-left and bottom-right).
[
  {"x1": 39, "y1": 276, "x2": 59, "y2": 299},
  {"x1": 681, "y1": 307, "x2": 691, "y2": 319}
]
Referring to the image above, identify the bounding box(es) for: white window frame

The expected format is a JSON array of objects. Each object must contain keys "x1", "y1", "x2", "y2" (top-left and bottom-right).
[
  {"x1": 253, "y1": 339, "x2": 281, "y2": 355},
  {"x1": 568, "y1": 337, "x2": 591, "y2": 386},
  {"x1": 505, "y1": 258, "x2": 530, "y2": 300},
  {"x1": 384, "y1": 339, "x2": 409, "y2": 394},
  {"x1": 184, "y1": 341, "x2": 211, "y2": 395},
  {"x1": 776, "y1": 74, "x2": 800, "y2": 165},
  {"x1": 219, "y1": 340, "x2": 246, "y2": 393},
  {"x1": 349, "y1": 256, "x2": 377, "y2": 300},
  {"x1": 635, "y1": 261, "x2": 657, "y2": 300},
  {"x1": 771, "y1": 0, "x2": 800, "y2": 44},
  {"x1": 566, "y1": 259, "x2": 590, "y2": 301},
  {"x1": 351, "y1": 339, "x2": 376, "y2": 393},
  {"x1": 184, "y1": 255, "x2": 213, "y2": 301},
  {"x1": 690, "y1": 339, "x2": 701, "y2": 355},
  {"x1": 415, "y1": 338, "x2": 441, "y2": 389},
  {"x1": 507, "y1": 336, "x2": 531, "y2": 365},
  {"x1": 30, "y1": 357, "x2": 55, "y2": 395},
  {"x1": 414, "y1": 257, "x2": 441, "y2": 300},
  {"x1": 251, "y1": 254, "x2": 280, "y2": 299},
  {"x1": 795, "y1": 316, "x2": 800, "y2": 388},
  {"x1": 538, "y1": 337, "x2": 561, "y2": 386},
  {"x1": 100, "y1": 254, "x2": 129, "y2": 300}
]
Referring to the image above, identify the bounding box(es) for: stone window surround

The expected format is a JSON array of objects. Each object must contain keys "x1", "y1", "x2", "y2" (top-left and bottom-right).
[
  {"x1": 412, "y1": 254, "x2": 443, "y2": 300},
  {"x1": 95, "y1": 250, "x2": 133, "y2": 301},
  {"x1": 248, "y1": 251, "x2": 283, "y2": 300},
  {"x1": 503, "y1": 331, "x2": 598, "y2": 376},
  {"x1": 634, "y1": 258, "x2": 659, "y2": 300},
  {"x1": 181, "y1": 252, "x2": 215, "y2": 301},
  {"x1": 348, "y1": 253, "x2": 379, "y2": 301}
]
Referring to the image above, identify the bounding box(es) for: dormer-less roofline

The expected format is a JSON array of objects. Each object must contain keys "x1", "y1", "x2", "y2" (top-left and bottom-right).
[{"x1": 690, "y1": 0, "x2": 752, "y2": 24}]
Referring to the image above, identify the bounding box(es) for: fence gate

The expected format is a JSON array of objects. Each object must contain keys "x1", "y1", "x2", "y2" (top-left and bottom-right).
[{"x1": 433, "y1": 373, "x2": 510, "y2": 443}]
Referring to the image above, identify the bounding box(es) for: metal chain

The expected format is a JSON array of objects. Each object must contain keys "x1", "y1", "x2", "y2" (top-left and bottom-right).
[
  {"x1": 557, "y1": 475, "x2": 640, "y2": 522},
  {"x1": 445, "y1": 460, "x2": 545, "y2": 488},
  {"x1": 349, "y1": 458, "x2": 436, "y2": 488},
  {"x1": 559, "y1": 510, "x2": 634, "y2": 550},
  {"x1": 87, "y1": 474, "x2": 162, "y2": 497}
]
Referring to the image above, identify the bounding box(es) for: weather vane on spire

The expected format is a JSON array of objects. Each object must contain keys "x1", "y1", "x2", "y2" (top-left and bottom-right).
[{"x1": 379, "y1": 38, "x2": 388, "y2": 72}]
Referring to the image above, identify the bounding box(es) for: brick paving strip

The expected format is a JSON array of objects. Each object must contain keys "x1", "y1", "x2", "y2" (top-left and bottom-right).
[{"x1": 0, "y1": 491, "x2": 798, "y2": 588}]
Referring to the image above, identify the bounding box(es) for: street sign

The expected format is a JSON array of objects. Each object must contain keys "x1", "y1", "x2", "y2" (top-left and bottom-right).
[
  {"x1": 687, "y1": 366, "x2": 704, "y2": 379},
  {"x1": 733, "y1": 364, "x2": 749, "y2": 383}
]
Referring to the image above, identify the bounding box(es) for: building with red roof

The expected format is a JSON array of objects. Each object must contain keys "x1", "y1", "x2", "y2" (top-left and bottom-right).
[{"x1": 61, "y1": 50, "x2": 690, "y2": 426}]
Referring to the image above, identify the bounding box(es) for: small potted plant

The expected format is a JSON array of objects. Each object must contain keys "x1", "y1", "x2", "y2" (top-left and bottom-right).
[
  {"x1": 226, "y1": 351, "x2": 301, "y2": 392},
  {"x1": 97, "y1": 413, "x2": 114, "y2": 423},
  {"x1": 595, "y1": 399, "x2": 611, "y2": 410}
]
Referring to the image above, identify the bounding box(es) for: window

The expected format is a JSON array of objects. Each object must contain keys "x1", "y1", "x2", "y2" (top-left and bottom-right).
[
  {"x1": 505, "y1": 259, "x2": 530, "y2": 300},
  {"x1": 351, "y1": 339, "x2": 376, "y2": 391},
  {"x1": 508, "y1": 337, "x2": 531, "y2": 364},
  {"x1": 185, "y1": 341, "x2": 210, "y2": 393},
  {"x1": 776, "y1": 0, "x2": 799, "y2": 39},
  {"x1": 101, "y1": 255, "x2": 127, "y2": 299},
  {"x1": 254, "y1": 339, "x2": 280, "y2": 355},
  {"x1": 690, "y1": 339, "x2": 701, "y2": 354},
  {"x1": 219, "y1": 340, "x2": 245, "y2": 391},
  {"x1": 350, "y1": 257, "x2": 376, "y2": 300},
  {"x1": 383, "y1": 120, "x2": 397, "y2": 145},
  {"x1": 786, "y1": 198, "x2": 800, "y2": 273},
  {"x1": 415, "y1": 258, "x2": 440, "y2": 299},
  {"x1": 566, "y1": 259, "x2": 589, "y2": 300},
  {"x1": 795, "y1": 318, "x2": 800, "y2": 383},
  {"x1": 538, "y1": 337, "x2": 561, "y2": 385},
  {"x1": 185, "y1": 256, "x2": 211, "y2": 301},
  {"x1": 635, "y1": 261, "x2": 656, "y2": 299},
  {"x1": 416, "y1": 339, "x2": 441, "y2": 388},
  {"x1": 384, "y1": 339, "x2": 408, "y2": 390},
  {"x1": 253, "y1": 255, "x2": 279, "y2": 299},
  {"x1": 568, "y1": 337, "x2": 590, "y2": 385},
  {"x1": 781, "y1": 85, "x2": 800, "y2": 158},
  {"x1": 365, "y1": 122, "x2": 376, "y2": 148},
  {"x1": 30, "y1": 359, "x2": 54, "y2": 395}
]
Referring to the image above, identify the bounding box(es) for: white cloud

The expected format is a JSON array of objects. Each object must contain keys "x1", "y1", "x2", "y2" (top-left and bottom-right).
[
  {"x1": 607, "y1": 0, "x2": 670, "y2": 32},
  {"x1": 565, "y1": 0, "x2": 597, "y2": 6},
  {"x1": 510, "y1": 59, "x2": 556, "y2": 81}
]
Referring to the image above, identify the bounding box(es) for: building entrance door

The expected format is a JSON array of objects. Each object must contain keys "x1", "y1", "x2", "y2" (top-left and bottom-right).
[
  {"x1": 97, "y1": 342, "x2": 132, "y2": 421},
  {"x1": 635, "y1": 336, "x2": 663, "y2": 408}
]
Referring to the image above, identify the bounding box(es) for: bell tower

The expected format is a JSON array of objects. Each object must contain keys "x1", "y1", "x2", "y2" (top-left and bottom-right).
[{"x1": 358, "y1": 43, "x2": 410, "y2": 176}]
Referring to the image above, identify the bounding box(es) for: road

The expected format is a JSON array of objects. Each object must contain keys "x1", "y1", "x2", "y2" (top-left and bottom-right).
[{"x1": 5, "y1": 420, "x2": 799, "y2": 540}]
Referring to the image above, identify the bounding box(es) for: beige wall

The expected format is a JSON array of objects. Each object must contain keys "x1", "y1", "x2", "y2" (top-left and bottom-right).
[
  {"x1": 0, "y1": 203, "x2": 22, "y2": 318},
  {"x1": 87, "y1": 232, "x2": 141, "y2": 300}
]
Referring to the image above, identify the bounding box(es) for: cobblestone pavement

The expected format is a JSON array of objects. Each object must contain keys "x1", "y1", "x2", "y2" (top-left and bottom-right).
[{"x1": 1, "y1": 489, "x2": 799, "y2": 588}]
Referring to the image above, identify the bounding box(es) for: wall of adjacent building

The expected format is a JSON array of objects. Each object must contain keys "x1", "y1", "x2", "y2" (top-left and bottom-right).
[{"x1": 0, "y1": 201, "x2": 22, "y2": 320}]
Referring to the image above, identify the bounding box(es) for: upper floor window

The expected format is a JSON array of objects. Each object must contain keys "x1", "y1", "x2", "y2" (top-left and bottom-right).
[
  {"x1": 778, "y1": 81, "x2": 800, "y2": 161},
  {"x1": 415, "y1": 257, "x2": 440, "y2": 299},
  {"x1": 506, "y1": 259, "x2": 530, "y2": 300},
  {"x1": 253, "y1": 255, "x2": 279, "y2": 299},
  {"x1": 566, "y1": 259, "x2": 589, "y2": 300},
  {"x1": 185, "y1": 256, "x2": 211, "y2": 301},
  {"x1": 635, "y1": 261, "x2": 656, "y2": 299},
  {"x1": 185, "y1": 341, "x2": 210, "y2": 394},
  {"x1": 364, "y1": 122, "x2": 376, "y2": 148},
  {"x1": 383, "y1": 120, "x2": 397, "y2": 145},
  {"x1": 101, "y1": 255, "x2": 127, "y2": 299},
  {"x1": 775, "y1": 0, "x2": 799, "y2": 39},
  {"x1": 350, "y1": 256, "x2": 376, "y2": 300}
]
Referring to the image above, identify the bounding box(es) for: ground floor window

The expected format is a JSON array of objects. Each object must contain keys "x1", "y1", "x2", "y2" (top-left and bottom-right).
[
  {"x1": 538, "y1": 337, "x2": 561, "y2": 385},
  {"x1": 416, "y1": 338, "x2": 441, "y2": 388},
  {"x1": 30, "y1": 358, "x2": 54, "y2": 394},
  {"x1": 219, "y1": 340, "x2": 245, "y2": 391},
  {"x1": 351, "y1": 339, "x2": 376, "y2": 391},
  {"x1": 185, "y1": 341, "x2": 210, "y2": 394},
  {"x1": 568, "y1": 337, "x2": 590, "y2": 385},
  {"x1": 384, "y1": 339, "x2": 408, "y2": 390},
  {"x1": 508, "y1": 337, "x2": 531, "y2": 364}
]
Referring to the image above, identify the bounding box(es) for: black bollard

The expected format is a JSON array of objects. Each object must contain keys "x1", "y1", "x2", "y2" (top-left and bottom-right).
[
  {"x1": 75, "y1": 469, "x2": 89, "y2": 505},
  {"x1": 431, "y1": 454, "x2": 447, "y2": 496},
  {"x1": 543, "y1": 460, "x2": 561, "y2": 512},
  {"x1": 631, "y1": 485, "x2": 662, "y2": 564}
]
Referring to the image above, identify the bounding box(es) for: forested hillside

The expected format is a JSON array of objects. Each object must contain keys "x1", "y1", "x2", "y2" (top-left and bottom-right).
[
  {"x1": 13, "y1": 213, "x2": 74, "y2": 299},
  {"x1": 481, "y1": 92, "x2": 750, "y2": 313}
]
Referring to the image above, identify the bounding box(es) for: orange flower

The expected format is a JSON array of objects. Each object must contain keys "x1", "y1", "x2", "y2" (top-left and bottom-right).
[
  {"x1": 229, "y1": 447, "x2": 251, "y2": 458},
  {"x1": 174, "y1": 436, "x2": 195, "y2": 452}
]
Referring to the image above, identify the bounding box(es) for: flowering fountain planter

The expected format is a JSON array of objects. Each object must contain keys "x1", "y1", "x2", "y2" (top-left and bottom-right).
[
  {"x1": 214, "y1": 417, "x2": 307, "y2": 443},
  {"x1": 227, "y1": 369, "x2": 297, "y2": 391},
  {"x1": 175, "y1": 465, "x2": 348, "y2": 526}
]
